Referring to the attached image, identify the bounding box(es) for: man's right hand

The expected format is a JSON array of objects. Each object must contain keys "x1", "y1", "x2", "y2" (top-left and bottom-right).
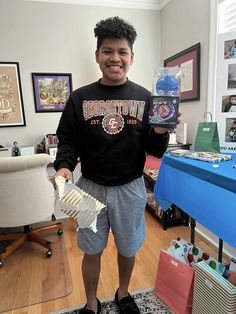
[{"x1": 55, "y1": 168, "x2": 72, "y2": 181}]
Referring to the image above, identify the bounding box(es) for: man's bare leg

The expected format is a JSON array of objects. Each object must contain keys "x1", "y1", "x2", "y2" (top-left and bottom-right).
[
  {"x1": 82, "y1": 252, "x2": 103, "y2": 313},
  {"x1": 117, "y1": 252, "x2": 135, "y2": 299}
]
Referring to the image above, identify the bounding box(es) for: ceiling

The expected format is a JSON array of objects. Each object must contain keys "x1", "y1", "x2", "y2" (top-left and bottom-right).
[{"x1": 27, "y1": 0, "x2": 171, "y2": 10}]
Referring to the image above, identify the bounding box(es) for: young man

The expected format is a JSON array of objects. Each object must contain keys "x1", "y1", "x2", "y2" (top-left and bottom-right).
[{"x1": 54, "y1": 17, "x2": 171, "y2": 314}]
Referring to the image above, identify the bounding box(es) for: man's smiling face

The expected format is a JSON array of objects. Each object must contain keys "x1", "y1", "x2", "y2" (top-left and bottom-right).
[{"x1": 95, "y1": 38, "x2": 134, "y2": 86}]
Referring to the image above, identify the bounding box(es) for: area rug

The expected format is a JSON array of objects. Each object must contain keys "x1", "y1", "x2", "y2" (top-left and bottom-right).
[
  {"x1": 52, "y1": 288, "x2": 172, "y2": 314},
  {"x1": 0, "y1": 230, "x2": 72, "y2": 313}
]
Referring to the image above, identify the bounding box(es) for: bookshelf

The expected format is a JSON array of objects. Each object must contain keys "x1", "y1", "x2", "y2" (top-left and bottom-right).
[
  {"x1": 45, "y1": 134, "x2": 58, "y2": 154},
  {"x1": 144, "y1": 151, "x2": 190, "y2": 230}
]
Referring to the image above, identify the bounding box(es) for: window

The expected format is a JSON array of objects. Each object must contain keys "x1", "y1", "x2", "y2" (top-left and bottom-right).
[{"x1": 219, "y1": 0, "x2": 236, "y2": 34}]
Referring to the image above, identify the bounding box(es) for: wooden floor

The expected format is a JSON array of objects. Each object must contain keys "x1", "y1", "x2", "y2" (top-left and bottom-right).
[{"x1": 2, "y1": 211, "x2": 229, "y2": 314}]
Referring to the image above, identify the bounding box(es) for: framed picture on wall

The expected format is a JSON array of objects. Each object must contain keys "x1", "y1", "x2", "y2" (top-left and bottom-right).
[
  {"x1": 32, "y1": 73, "x2": 72, "y2": 112},
  {"x1": 164, "y1": 43, "x2": 201, "y2": 102},
  {"x1": 0, "y1": 62, "x2": 26, "y2": 127},
  {"x1": 224, "y1": 39, "x2": 236, "y2": 59},
  {"x1": 227, "y1": 64, "x2": 236, "y2": 89}
]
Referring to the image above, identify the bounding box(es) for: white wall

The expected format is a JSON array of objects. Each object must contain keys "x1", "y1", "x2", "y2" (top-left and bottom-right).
[
  {"x1": 0, "y1": 0, "x2": 160, "y2": 147},
  {"x1": 160, "y1": 0, "x2": 210, "y2": 145}
]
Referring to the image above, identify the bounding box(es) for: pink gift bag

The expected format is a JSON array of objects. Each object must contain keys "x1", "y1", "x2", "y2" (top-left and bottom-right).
[{"x1": 154, "y1": 250, "x2": 194, "y2": 314}]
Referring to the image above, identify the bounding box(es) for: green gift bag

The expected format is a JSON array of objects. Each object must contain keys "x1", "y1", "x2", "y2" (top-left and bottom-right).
[{"x1": 194, "y1": 112, "x2": 220, "y2": 153}]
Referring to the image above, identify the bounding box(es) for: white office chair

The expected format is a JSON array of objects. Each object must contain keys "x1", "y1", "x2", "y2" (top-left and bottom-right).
[{"x1": 0, "y1": 154, "x2": 63, "y2": 267}]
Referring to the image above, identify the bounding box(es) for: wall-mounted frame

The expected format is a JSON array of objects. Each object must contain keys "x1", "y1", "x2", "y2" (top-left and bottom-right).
[
  {"x1": 0, "y1": 62, "x2": 26, "y2": 127},
  {"x1": 32, "y1": 73, "x2": 72, "y2": 112},
  {"x1": 164, "y1": 43, "x2": 200, "y2": 102}
]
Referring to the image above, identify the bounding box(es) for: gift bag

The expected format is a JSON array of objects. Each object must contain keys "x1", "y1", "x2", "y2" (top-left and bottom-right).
[
  {"x1": 154, "y1": 250, "x2": 194, "y2": 314},
  {"x1": 176, "y1": 238, "x2": 226, "y2": 276},
  {"x1": 194, "y1": 112, "x2": 220, "y2": 153}
]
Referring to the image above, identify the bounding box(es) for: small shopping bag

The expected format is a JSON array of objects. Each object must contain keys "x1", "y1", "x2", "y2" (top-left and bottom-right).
[
  {"x1": 194, "y1": 112, "x2": 220, "y2": 153},
  {"x1": 154, "y1": 250, "x2": 194, "y2": 314}
]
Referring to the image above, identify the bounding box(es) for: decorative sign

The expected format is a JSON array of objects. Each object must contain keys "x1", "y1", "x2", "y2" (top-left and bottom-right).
[{"x1": 0, "y1": 62, "x2": 26, "y2": 127}]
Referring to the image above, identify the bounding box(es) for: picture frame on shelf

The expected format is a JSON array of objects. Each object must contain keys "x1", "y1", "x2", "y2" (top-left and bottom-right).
[
  {"x1": 32, "y1": 72, "x2": 72, "y2": 112},
  {"x1": 0, "y1": 62, "x2": 26, "y2": 127},
  {"x1": 164, "y1": 43, "x2": 200, "y2": 102}
]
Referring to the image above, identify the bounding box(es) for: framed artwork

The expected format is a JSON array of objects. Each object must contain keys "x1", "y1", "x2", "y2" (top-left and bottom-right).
[
  {"x1": 164, "y1": 43, "x2": 201, "y2": 102},
  {"x1": 227, "y1": 64, "x2": 236, "y2": 89},
  {"x1": 225, "y1": 118, "x2": 236, "y2": 142},
  {"x1": 0, "y1": 62, "x2": 26, "y2": 127},
  {"x1": 32, "y1": 73, "x2": 72, "y2": 112},
  {"x1": 222, "y1": 95, "x2": 236, "y2": 112}
]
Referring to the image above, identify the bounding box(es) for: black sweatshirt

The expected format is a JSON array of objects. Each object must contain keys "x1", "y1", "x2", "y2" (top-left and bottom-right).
[{"x1": 54, "y1": 79, "x2": 169, "y2": 186}]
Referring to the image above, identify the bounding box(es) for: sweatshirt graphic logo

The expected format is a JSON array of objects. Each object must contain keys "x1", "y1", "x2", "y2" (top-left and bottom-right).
[
  {"x1": 82, "y1": 100, "x2": 145, "y2": 121},
  {"x1": 102, "y1": 113, "x2": 124, "y2": 134},
  {"x1": 82, "y1": 99, "x2": 145, "y2": 135}
]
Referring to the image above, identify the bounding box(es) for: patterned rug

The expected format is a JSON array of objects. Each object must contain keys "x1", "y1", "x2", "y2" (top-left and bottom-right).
[{"x1": 53, "y1": 288, "x2": 172, "y2": 314}]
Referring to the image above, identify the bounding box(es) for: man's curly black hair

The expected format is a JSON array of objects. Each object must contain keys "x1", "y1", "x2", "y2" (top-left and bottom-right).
[{"x1": 94, "y1": 16, "x2": 137, "y2": 51}]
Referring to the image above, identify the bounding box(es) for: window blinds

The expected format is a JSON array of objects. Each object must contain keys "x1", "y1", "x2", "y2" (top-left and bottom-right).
[{"x1": 219, "y1": 0, "x2": 236, "y2": 34}]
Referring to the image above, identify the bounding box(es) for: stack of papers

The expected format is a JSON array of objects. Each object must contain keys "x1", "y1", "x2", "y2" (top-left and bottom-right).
[{"x1": 169, "y1": 149, "x2": 190, "y2": 157}]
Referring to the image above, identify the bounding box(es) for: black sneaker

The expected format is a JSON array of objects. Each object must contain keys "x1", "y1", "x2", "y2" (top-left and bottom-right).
[
  {"x1": 78, "y1": 298, "x2": 101, "y2": 314},
  {"x1": 115, "y1": 289, "x2": 141, "y2": 314}
]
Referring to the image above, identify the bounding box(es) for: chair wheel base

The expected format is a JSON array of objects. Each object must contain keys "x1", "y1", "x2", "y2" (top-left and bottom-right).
[
  {"x1": 57, "y1": 229, "x2": 63, "y2": 236},
  {"x1": 46, "y1": 250, "x2": 52, "y2": 258}
]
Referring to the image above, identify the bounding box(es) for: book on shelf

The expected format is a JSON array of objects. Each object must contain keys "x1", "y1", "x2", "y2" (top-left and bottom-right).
[
  {"x1": 45, "y1": 134, "x2": 58, "y2": 153},
  {"x1": 45, "y1": 134, "x2": 58, "y2": 145},
  {"x1": 176, "y1": 122, "x2": 187, "y2": 144}
]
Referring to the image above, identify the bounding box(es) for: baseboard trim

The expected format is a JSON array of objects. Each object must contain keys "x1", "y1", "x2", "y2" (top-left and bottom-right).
[{"x1": 196, "y1": 227, "x2": 233, "y2": 259}]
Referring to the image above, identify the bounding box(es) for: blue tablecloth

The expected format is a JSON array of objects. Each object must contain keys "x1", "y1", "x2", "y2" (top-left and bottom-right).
[{"x1": 154, "y1": 153, "x2": 236, "y2": 249}]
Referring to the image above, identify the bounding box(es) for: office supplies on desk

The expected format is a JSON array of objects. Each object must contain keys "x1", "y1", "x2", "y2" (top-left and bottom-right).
[{"x1": 184, "y1": 152, "x2": 232, "y2": 163}]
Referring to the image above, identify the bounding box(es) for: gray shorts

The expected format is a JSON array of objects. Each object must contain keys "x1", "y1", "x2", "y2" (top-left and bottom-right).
[{"x1": 76, "y1": 176, "x2": 147, "y2": 257}]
